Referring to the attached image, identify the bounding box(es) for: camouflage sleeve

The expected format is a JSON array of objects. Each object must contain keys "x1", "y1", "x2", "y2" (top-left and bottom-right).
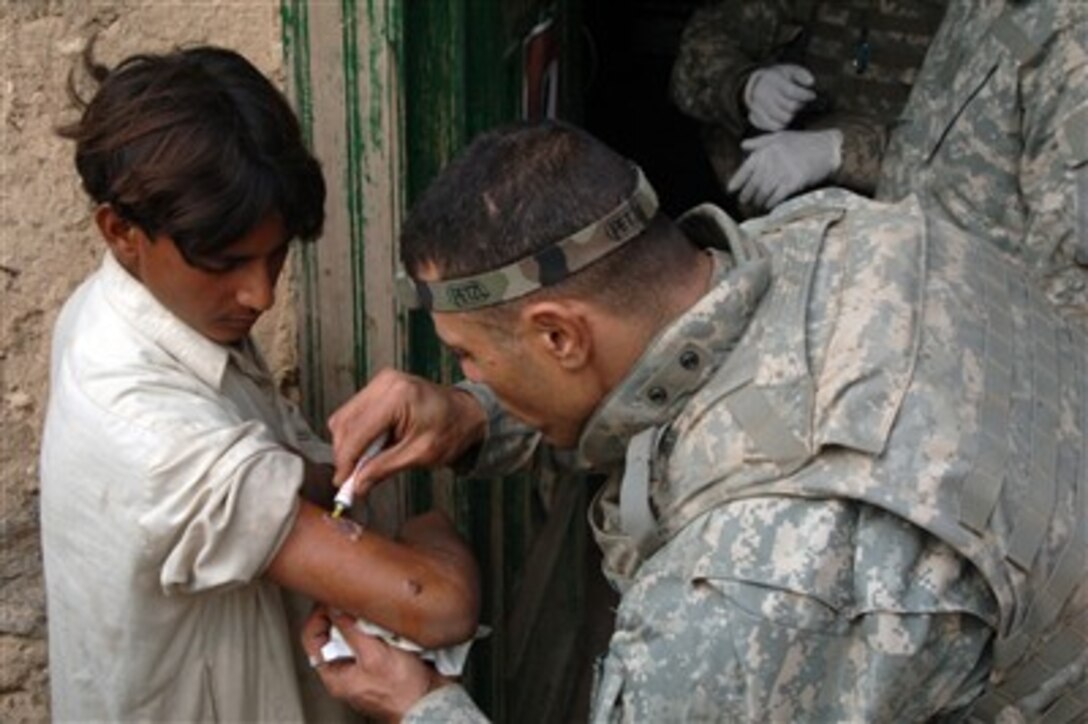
[
  {"x1": 669, "y1": 1, "x2": 790, "y2": 134},
  {"x1": 453, "y1": 380, "x2": 542, "y2": 477},
  {"x1": 817, "y1": 112, "x2": 889, "y2": 195},
  {"x1": 402, "y1": 684, "x2": 489, "y2": 724},
  {"x1": 1019, "y1": 17, "x2": 1088, "y2": 318},
  {"x1": 590, "y1": 497, "x2": 997, "y2": 721}
]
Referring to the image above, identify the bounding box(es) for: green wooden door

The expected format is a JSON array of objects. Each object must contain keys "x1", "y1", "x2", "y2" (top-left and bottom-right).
[{"x1": 282, "y1": 1, "x2": 591, "y2": 720}]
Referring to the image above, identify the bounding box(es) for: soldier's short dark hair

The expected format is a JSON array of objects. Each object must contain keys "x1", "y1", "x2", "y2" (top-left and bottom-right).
[
  {"x1": 59, "y1": 45, "x2": 325, "y2": 265},
  {"x1": 401, "y1": 120, "x2": 691, "y2": 316}
]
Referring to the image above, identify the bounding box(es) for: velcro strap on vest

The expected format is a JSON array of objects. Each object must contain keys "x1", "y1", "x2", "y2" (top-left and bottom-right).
[
  {"x1": 1006, "y1": 291, "x2": 1061, "y2": 571},
  {"x1": 990, "y1": 13, "x2": 1043, "y2": 65},
  {"x1": 972, "y1": 326, "x2": 1088, "y2": 722},
  {"x1": 959, "y1": 250, "x2": 1015, "y2": 533},
  {"x1": 619, "y1": 427, "x2": 660, "y2": 550},
  {"x1": 724, "y1": 384, "x2": 809, "y2": 463}
]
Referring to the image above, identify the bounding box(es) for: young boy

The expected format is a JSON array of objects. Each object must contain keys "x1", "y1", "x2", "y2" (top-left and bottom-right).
[{"x1": 40, "y1": 46, "x2": 479, "y2": 722}]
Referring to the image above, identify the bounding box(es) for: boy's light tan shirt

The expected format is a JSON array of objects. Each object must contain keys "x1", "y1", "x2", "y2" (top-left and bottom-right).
[{"x1": 40, "y1": 252, "x2": 351, "y2": 722}]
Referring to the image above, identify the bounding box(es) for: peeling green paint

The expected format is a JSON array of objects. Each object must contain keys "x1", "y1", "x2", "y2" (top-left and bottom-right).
[
  {"x1": 281, "y1": 0, "x2": 324, "y2": 423},
  {"x1": 284, "y1": 3, "x2": 589, "y2": 718},
  {"x1": 341, "y1": 0, "x2": 370, "y2": 386},
  {"x1": 366, "y1": 0, "x2": 386, "y2": 154}
]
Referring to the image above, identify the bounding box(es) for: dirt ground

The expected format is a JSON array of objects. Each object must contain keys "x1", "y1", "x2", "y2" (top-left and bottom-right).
[{"x1": 0, "y1": 2, "x2": 293, "y2": 719}]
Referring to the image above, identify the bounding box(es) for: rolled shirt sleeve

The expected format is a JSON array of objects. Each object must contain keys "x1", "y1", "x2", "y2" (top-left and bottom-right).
[
  {"x1": 91, "y1": 367, "x2": 310, "y2": 594},
  {"x1": 141, "y1": 417, "x2": 304, "y2": 593}
]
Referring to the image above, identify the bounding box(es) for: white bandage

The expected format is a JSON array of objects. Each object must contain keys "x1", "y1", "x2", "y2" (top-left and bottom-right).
[{"x1": 319, "y1": 617, "x2": 490, "y2": 677}]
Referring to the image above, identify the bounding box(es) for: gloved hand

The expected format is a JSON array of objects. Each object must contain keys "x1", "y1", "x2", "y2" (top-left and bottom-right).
[
  {"x1": 744, "y1": 64, "x2": 816, "y2": 131},
  {"x1": 727, "y1": 129, "x2": 843, "y2": 210}
]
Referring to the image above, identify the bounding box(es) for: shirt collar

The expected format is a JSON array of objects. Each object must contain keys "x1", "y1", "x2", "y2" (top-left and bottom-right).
[
  {"x1": 575, "y1": 248, "x2": 772, "y2": 469},
  {"x1": 99, "y1": 252, "x2": 232, "y2": 390}
]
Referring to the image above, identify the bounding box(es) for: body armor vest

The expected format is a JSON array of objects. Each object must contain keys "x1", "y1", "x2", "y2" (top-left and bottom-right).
[{"x1": 604, "y1": 191, "x2": 1088, "y2": 721}]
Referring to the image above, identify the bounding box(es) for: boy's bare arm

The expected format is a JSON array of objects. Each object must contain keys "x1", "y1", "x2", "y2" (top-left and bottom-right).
[{"x1": 265, "y1": 501, "x2": 480, "y2": 650}]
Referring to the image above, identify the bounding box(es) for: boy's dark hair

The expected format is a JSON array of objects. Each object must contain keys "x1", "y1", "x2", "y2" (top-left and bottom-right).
[
  {"x1": 400, "y1": 120, "x2": 691, "y2": 318},
  {"x1": 59, "y1": 45, "x2": 325, "y2": 264}
]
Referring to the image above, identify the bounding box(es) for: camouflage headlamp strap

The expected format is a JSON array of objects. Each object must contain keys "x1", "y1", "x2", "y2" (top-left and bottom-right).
[{"x1": 415, "y1": 165, "x2": 659, "y2": 312}]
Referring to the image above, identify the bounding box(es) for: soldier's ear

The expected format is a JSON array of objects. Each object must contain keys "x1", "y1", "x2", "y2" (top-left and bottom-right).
[
  {"x1": 94, "y1": 205, "x2": 146, "y2": 273},
  {"x1": 522, "y1": 300, "x2": 591, "y2": 371}
]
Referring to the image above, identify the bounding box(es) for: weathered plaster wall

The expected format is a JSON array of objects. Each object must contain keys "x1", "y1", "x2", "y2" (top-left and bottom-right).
[{"x1": 0, "y1": 2, "x2": 293, "y2": 718}]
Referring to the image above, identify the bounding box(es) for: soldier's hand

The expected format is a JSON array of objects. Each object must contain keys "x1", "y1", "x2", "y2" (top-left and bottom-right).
[
  {"x1": 744, "y1": 64, "x2": 816, "y2": 132},
  {"x1": 727, "y1": 129, "x2": 843, "y2": 209},
  {"x1": 302, "y1": 605, "x2": 450, "y2": 721},
  {"x1": 327, "y1": 368, "x2": 487, "y2": 495}
]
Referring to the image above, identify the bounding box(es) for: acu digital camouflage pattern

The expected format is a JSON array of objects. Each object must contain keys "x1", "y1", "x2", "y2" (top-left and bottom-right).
[
  {"x1": 669, "y1": 0, "x2": 947, "y2": 198},
  {"x1": 404, "y1": 684, "x2": 484, "y2": 724},
  {"x1": 407, "y1": 190, "x2": 1087, "y2": 722},
  {"x1": 414, "y1": 166, "x2": 658, "y2": 313},
  {"x1": 877, "y1": 0, "x2": 1088, "y2": 324}
]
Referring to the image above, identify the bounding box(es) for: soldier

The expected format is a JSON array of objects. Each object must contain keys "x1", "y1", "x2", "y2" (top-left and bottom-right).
[
  {"x1": 876, "y1": 0, "x2": 1088, "y2": 324},
  {"x1": 669, "y1": 0, "x2": 946, "y2": 215},
  {"x1": 306, "y1": 122, "x2": 1088, "y2": 722}
]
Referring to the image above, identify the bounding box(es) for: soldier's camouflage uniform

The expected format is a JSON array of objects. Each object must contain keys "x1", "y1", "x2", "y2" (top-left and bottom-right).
[
  {"x1": 405, "y1": 191, "x2": 1088, "y2": 722},
  {"x1": 669, "y1": 0, "x2": 947, "y2": 203},
  {"x1": 876, "y1": 0, "x2": 1088, "y2": 325}
]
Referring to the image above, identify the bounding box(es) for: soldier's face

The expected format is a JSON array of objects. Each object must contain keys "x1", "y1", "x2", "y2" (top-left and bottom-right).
[{"x1": 430, "y1": 306, "x2": 598, "y2": 449}]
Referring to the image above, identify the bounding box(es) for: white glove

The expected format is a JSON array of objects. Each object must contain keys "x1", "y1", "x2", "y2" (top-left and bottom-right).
[
  {"x1": 744, "y1": 64, "x2": 816, "y2": 131},
  {"x1": 727, "y1": 129, "x2": 843, "y2": 209}
]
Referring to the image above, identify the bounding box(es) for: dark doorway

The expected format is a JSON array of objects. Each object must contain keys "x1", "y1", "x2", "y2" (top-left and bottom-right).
[{"x1": 582, "y1": 0, "x2": 726, "y2": 218}]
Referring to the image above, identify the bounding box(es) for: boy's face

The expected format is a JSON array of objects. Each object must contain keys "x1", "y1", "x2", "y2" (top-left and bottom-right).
[{"x1": 124, "y1": 213, "x2": 291, "y2": 344}]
